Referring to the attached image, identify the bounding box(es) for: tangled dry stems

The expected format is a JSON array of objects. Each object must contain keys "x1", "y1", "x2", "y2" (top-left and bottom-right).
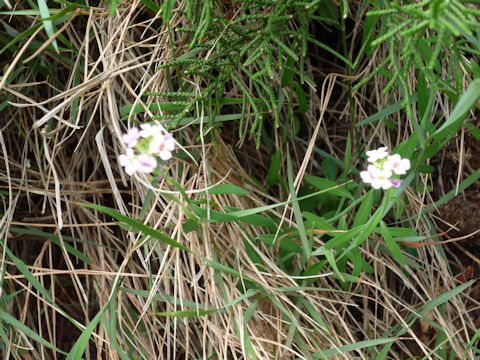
[{"x1": 0, "y1": 1, "x2": 478, "y2": 359}]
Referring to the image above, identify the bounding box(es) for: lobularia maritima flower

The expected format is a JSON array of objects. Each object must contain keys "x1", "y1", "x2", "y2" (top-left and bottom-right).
[
  {"x1": 360, "y1": 147, "x2": 410, "y2": 190},
  {"x1": 118, "y1": 124, "x2": 175, "y2": 176}
]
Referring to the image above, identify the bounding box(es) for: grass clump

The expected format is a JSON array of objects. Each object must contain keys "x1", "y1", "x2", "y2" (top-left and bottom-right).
[{"x1": 1, "y1": 0, "x2": 480, "y2": 359}]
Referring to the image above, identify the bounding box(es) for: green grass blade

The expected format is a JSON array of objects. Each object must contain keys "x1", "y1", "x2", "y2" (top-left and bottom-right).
[
  {"x1": 0, "y1": 310, "x2": 67, "y2": 355},
  {"x1": 37, "y1": 0, "x2": 59, "y2": 52},
  {"x1": 66, "y1": 302, "x2": 109, "y2": 360},
  {"x1": 78, "y1": 202, "x2": 191, "y2": 253},
  {"x1": 380, "y1": 220, "x2": 406, "y2": 264},
  {"x1": 312, "y1": 337, "x2": 397, "y2": 358},
  {"x1": 156, "y1": 308, "x2": 221, "y2": 317},
  {"x1": 431, "y1": 79, "x2": 480, "y2": 142}
]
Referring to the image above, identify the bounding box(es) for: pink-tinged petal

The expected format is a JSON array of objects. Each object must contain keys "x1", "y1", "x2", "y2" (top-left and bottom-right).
[
  {"x1": 361, "y1": 164, "x2": 393, "y2": 189},
  {"x1": 149, "y1": 133, "x2": 175, "y2": 160},
  {"x1": 390, "y1": 179, "x2": 403, "y2": 188},
  {"x1": 122, "y1": 127, "x2": 140, "y2": 148},
  {"x1": 137, "y1": 154, "x2": 157, "y2": 173},
  {"x1": 384, "y1": 154, "x2": 411, "y2": 175}
]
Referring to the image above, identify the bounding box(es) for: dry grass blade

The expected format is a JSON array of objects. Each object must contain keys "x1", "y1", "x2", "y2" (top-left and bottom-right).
[{"x1": 1, "y1": 1, "x2": 479, "y2": 359}]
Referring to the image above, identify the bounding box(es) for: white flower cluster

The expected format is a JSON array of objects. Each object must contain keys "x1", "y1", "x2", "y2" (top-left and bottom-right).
[
  {"x1": 360, "y1": 147, "x2": 410, "y2": 190},
  {"x1": 118, "y1": 124, "x2": 175, "y2": 176}
]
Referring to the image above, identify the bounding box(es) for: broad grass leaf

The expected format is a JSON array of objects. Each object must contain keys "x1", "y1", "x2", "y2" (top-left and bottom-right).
[
  {"x1": 204, "y1": 183, "x2": 249, "y2": 196},
  {"x1": 287, "y1": 152, "x2": 310, "y2": 258},
  {"x1": 182, "y1": 219, "x2": 199, "y2": 234},
  {"x1": 324, "y1": 248, "x2": 344, "y2": 282},
  {"x1": 162, "y1": 0, "x2": 175, "y2": 23},
  {"x1": 320, "y1": 225, "x2": 363, "y2": 252},
  {"x1": 6, "y1": 247, "x2": 53, "y2": 302},
  {"x1": 0, "y1": 310, "x2": 67, "y2": 355},
  {"x1": 380, "y1": 221, "x2": 406, "y2": 264},
  {"x1": 311, "y1": 338, "x2": 396, "y2": 359},
  {"x1": 303, "y1": 211, "x2": 336, "y2": 231},
  {"x1": 257, "y1": 234, "x2": 302, "y2": 253},
  {"x1": 357, "y1": 94, "x2": 417, "y2": 126},
  {"x1": 322, "y1": 157, "x2": 338, "y2": 181},
  {"x1": 294, "y1": 81, "x2": 308, "y2": 113},
  {"x1": 343, "y1": 132, "x2": 351, "y2": 180},
  {"x1": 156, "y1": 309, "x2": 221, "y2": 317},
  {"x1": 79, "y1": 202, "x2": 190, "y2": 252},
  {"x1": 363, "y1": 11, "x2": 377, "y2": 56},
  {"x1": 9, "y1": 227, "x2": 92, "y2": 264},
  {"x1": 305, "y1": 176, "x2": 353, "y2": 200},
  {"x1": 66, "y1": 302, "x2": 109, "y2": 360},
  {"x1": 281, "y1": 55, "x2": 295, "y2": 87},
  {"x1": 266, "y1": 150, "x2": 281, "y2": 187},
  {"x1": 417, "y1": 70, "x2": 429, "y2": 119},
  {"x1": 140, "y1": 0, "x2": 160, "y2": 12},
  {"x1": 432, "y1": 79, "x2": 480, "y2": 142},
  {"x1": 351, "y1": 248, "x2": 373, "y2": 275},
  {"x1": 378, "y1": 279, "x2": 475, "y2": 351},
  {"x1": 37, "y1": 0, "x2": 59, "y2": 52},
  {"x1": 243, "y1": 301, "x2": 259, "y2": 359},
  {"x1": 243, "y1": 237, "x2": 263, "y2": 265},
  {"x1": 353, "y1": 190, "x2": 374, "y2": 227},
  {"x1": 298, "y1": 298, "x2": 329, "y2": 332}
]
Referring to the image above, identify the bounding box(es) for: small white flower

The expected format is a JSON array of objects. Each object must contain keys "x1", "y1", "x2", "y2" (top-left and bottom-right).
[
  {"x1": 360, "y1": 165, "x2": 393, "y2": 190},
  {"x1": 139, "y1": 123, "x2": 162, "y2": 138},
  {"x1": 366, "y1": 147, "x2": 389, "y2": 163},
  {"x1": 122, "y1": 127, "x2": 140, "y2": 148},
  {"x1": 137, "y1": 154, "x2": 157, "y2": 174},
  {"x1": 118, "y1": 148, "x2": 139, "y2": 176},
  {"x1": 149, "y1": 133, "x2": 175, "y2": 160},
  {"x1": 384, "y1": 154, "x2": 410, "y2": 175}
]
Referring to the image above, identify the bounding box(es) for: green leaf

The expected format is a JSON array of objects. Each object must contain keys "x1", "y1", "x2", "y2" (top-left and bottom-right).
[
  {"x1": 363, "y1": 11, "x2": 377, "y2": 56},
  {"x1": 281, "y1": 55, "x2": 295, "y2": 87},
  {"x1": 305, "y1": 176, "x2": 353, "y2": 200},
  {"x1": 287, "y1": 152, "x2": 310, "y2": 259},
  {"x1": 343, "y1": 132, "x2": 351, "y2": 180},
  {"x1": 303, "y1": 211, "x2": 336, "y2": 231},
  {"x1": 319, "y1": 225, "x2": 363, "y2": 252},
  {"x1": 140, "y1": 0, "x2": 160, "y2": 13},
  {"x1": 37, "y1": 0, "x2": 59, "y2": 52},
  {"x1": 312, "y1": 337, "x2": 396, "y2": 359},
  {"x1": 9, "y1": 227, "x2": 92, "y2": 264},
  {"x1": 0, "y1": 310, "x2": 67, "y2": 355},
  {"x1": 6, "y1": 247, "x2": 53, "y2": 302},
  {"x1": 324, "y1": 248, "x2": 344, "y2": 282},
  {"x1": 380, "y1": 221, "x2": 406, "y2": 264},
  {"x1": 156, "y1": 308, "x2": 221, "y2": 317},
  {"x1": 357, "y1": 94, "x2": 417, "y2": 126},
  {"x1": 78, "y1": 203, "x2": 190, "y2": 252},
  {"x1": 183, "y1": 219, "x2": 199, "y2": 234},
  {"x1": 226, "y1": 187, "x2": 338, "y2": 218},
  {"x1": 294, "y1": 81, "x2": 308, "y2": 113},
  {"x1": 353, "y1": 190, "x2": 374, "y2": 227},
  {"x1": 322, "y1": 157, "x2": 338, "y2": 181},
  {"x1": 162, "y1": 0, "x2": 175, "y2": 23},
  {"x1": 431, "y1": 79, "x2": 480, "y2": 141},
  {"x1": 417, "y1": 70, "x2": 429, "y2": 119},
  {"x1": 266, "y1": 150, "x2": 282, "y2": 187},
  {"x1": 202, "y1": 183, "x2": 249, "y2": 196},
  {"x1": 66, "y1": 302, "x2": 109, "y2": 360},
  {"x1": 257, "y1": 234, "x2": 302, "y2": 253}
]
